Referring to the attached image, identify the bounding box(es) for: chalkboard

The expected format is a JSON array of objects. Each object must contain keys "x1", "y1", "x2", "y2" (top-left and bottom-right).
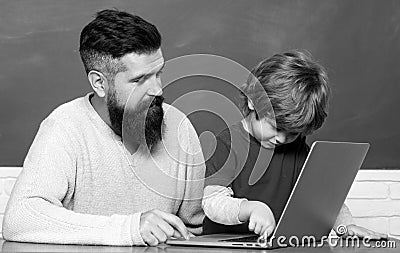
[{"x1": 0, "y1": 0, "x2": 399, "y2": 168}]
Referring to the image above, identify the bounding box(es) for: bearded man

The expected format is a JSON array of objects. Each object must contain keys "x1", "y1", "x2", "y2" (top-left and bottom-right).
[{"x1": 3, "y1": 9, "x2": 205, "y2": 247}]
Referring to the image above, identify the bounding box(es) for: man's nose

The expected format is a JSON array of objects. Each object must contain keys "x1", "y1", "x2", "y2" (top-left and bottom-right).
[{"x1": 147, "y1": 75, "x2": 163, "y2": 96}]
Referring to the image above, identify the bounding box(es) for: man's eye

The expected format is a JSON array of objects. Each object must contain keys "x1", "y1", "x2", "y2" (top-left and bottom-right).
[
  {"x1": 131, "y1": 77, "x2": 144, "y2": 83},
  {"x1": 130, "y1": 78, "x2": 141, "y2": 83}
]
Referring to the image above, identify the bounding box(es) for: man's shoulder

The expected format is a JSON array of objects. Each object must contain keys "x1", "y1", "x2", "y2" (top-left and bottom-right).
[
  {"x1": 162, "y1": 103, "x2": 186, "y2": 121},
  {"x1": 161, "y1": 102, "x2": 201, "y2": 153},
  {"x1": 44, "y1": 95, "x2": 89, "y2": 125},
  {"x1": 162, "y1": 102, "x2": 195, "y2": 131}
]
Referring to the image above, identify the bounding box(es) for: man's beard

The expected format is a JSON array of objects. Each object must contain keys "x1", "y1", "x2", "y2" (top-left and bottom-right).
[{"x1": 107, "y1": 88, "x2": 165, "y2": 154}]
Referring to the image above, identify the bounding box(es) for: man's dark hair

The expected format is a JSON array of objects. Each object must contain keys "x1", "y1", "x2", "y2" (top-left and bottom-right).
[
  {"x1": 79, "y1": 9, "x2": 161, "y2": 83},
  {"x1": 241, "y1": 50, "x2": 330, "y2": 136}
]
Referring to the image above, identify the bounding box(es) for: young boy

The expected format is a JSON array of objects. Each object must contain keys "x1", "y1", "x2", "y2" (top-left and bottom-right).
[{"x1": 202, "y1": 50, "x2": 387, "y2": 240}]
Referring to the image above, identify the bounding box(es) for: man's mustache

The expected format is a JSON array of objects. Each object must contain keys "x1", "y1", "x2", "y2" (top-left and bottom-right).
[{"x1": 149, "y1": 96, "x2": 164, "y2": 108}]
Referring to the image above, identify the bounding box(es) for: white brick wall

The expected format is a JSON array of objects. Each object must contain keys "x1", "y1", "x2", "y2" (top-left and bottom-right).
[
  {"x1": 346, "y1": 170, "x2": 400, "y2": 239},
  {"x1": 0, "y1": 168, "x2": 399, "y2": 239}
]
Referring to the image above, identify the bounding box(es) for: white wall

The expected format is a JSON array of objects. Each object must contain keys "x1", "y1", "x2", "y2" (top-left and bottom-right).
[{"x1": 346, "y1": 170, "x2": 400, "y2": 239}]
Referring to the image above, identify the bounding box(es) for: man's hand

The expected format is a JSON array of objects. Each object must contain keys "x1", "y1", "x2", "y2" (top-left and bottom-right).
[
  {"x1": 139, "y1": 209, "x2": 190, "y2": 246},
  {"x1": 239, "y1": 200, "x2": 276, "y2": 238},
  {"x1": 336, "y1": 224, "x2": 388, "y2": 240}
]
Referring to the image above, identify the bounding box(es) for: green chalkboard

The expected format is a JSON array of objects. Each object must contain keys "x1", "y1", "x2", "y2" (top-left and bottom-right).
[{"x1": 0, "y1": 0, "x2": 399, "y2": 168}]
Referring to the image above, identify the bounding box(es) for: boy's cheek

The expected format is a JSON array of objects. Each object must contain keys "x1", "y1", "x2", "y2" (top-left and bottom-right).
[{"x1": 253, "y1": 124, "x2": 275, "y2": 141}]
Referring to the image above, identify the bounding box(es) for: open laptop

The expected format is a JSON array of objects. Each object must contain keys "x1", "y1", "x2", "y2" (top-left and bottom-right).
[{"x1": 167, "y1": 141, "x2": 370, "y2": 249}]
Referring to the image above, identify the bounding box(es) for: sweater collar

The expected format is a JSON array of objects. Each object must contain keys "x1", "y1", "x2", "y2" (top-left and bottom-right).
[{"x1": 83, "y1": 92, "x2": 122, "y2": 142}]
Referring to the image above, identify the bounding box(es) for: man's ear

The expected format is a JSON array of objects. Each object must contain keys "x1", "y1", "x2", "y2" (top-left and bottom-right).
[
  {"x1": 247, "y1": 99, "x2": 255, "y2": 111},
  {"x1": 88, "y1": 70, "x2": 108, "y2": 98}
]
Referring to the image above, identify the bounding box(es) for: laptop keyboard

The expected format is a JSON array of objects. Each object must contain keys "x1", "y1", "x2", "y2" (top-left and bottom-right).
[{"x1": 220, "y1": 235, "x2": 260, "y2": 242}]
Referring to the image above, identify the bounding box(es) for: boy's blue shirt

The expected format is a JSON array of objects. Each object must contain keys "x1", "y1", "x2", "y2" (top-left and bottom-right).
[{"x1": 203, "y1": 122, "x2": 310, "y2": 234}]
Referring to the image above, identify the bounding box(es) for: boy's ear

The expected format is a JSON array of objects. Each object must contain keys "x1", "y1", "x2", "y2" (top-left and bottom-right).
[
  {"x1": 247, "y1": 99, "x2": 255, "y2": 111},
  {"x1": 88, "y1": 70, "x2": 108, "y2": 98}
]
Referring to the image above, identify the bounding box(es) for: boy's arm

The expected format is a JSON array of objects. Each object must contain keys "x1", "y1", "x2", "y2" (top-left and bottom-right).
[
  {"x1": 202, "y1": 185, "x2": 247, "y2": 225},
  {"x1": 2, "y1": 118, "x2": 144, "y2": 246},
  {"x1": 201, "y1": 127, "x2": 248, "y2": 225},
  {"x1": 202, "y1": 185, "x2": 276, "y2": 237}
]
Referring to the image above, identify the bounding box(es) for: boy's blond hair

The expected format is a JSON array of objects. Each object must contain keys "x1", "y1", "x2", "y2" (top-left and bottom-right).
[{"x1": 241, "y1": 50, "x2": 330, "y2": 135}]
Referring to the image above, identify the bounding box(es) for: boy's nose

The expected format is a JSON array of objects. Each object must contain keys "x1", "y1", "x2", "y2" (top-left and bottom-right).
[{"x1": 274, "y1": 132, "x2": 287, "y2": 144}]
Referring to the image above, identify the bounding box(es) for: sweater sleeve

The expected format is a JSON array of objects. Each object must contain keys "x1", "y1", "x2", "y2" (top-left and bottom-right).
[
  {"x1": 202, "y1": 185, "x2": 247, "y2": 225},
  {"x1": 174, "y1": 118, "x2": 206, "y2": 235},
  {"x1": 2, "y1": 117, "x2": 145, "y2": 246}
]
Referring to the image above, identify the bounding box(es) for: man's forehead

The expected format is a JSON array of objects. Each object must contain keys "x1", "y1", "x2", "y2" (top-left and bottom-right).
[{"x1": 120, "y1": 49, "x2": 164, "y2": 72}]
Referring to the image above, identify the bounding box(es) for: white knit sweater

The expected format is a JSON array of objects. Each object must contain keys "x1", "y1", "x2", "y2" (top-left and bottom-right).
[{"x1": 2, "y1": 93, "x2": 205, "y2": 246}]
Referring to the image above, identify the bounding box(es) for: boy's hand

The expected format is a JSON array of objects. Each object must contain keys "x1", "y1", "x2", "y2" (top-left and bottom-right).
[
  {"x1": 336, "y1": 224, "x2": 388, "y2": 240},
  {"x1": 245, "y1": 201, "x2": 276, "y2": 238}
]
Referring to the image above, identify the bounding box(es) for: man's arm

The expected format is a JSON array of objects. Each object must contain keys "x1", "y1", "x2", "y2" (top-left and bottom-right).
[
  {"x1": 334, "y1": 203, "x2": 354, "y2": 228},
  {"x1": 2, "y1": 118, "x2": 144, "y2": 246},
  {"x1": 175, "y1": 118, "x2": 206, "y2": 235},
  {"x1": 334, "y1": 203, "x2": 387, "y2": 239}
]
